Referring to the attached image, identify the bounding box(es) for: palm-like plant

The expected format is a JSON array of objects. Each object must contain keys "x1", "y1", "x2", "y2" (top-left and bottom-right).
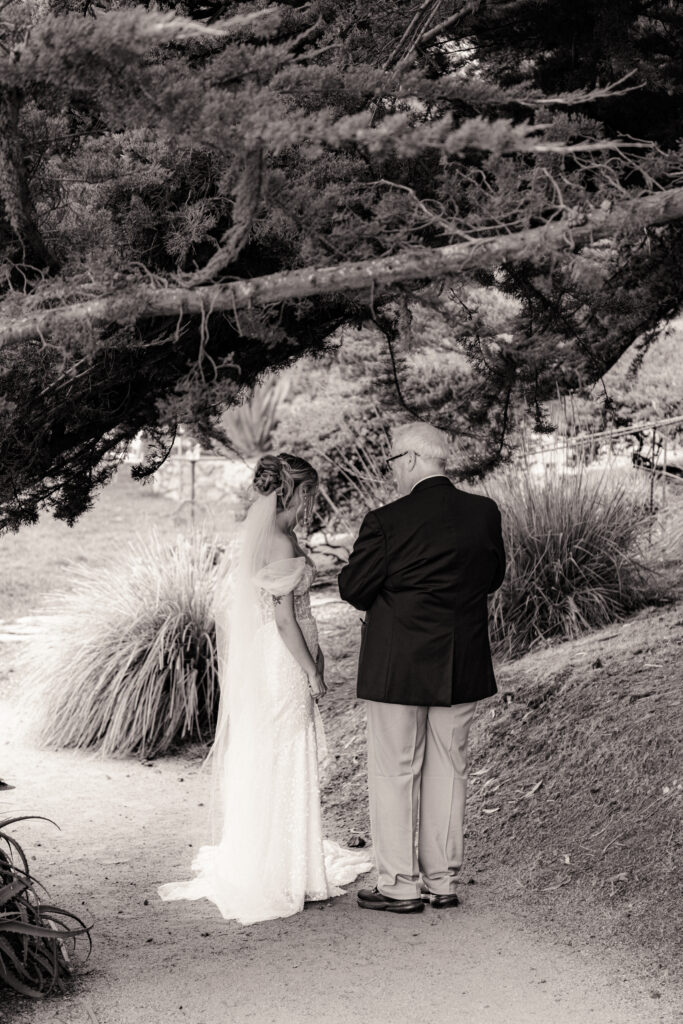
[
  {"x1": 23, "y1": 530, "x2": 222, "y2": 758},
  {"x1": 0, "y1": 816, "x2": 91, "y2": 1000},
  {"x1": 221, "y1": 375, "x2": 291, "y2": 457}
]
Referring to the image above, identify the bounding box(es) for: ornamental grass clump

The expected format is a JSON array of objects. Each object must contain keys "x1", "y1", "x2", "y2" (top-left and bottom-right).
[
  {"x1": 24, "y1": 529, "x2": 222, "y2": 758},
  {"x1": 484, "y1": 464, "x2": 662, "y2": 659},
  {"x1": 0, "y1": 816, "x2": 91, "y2": 999}
]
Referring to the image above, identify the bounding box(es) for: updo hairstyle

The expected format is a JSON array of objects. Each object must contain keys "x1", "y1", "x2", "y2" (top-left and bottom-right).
[{"x1": 253, "y1": 452, "x2": 318, "y2": 511}]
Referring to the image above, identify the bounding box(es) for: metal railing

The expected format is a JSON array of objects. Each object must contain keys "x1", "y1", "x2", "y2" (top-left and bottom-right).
[
  {"x1": 152, "y1": 447, "x2": 252, "y2": 528},
  {"x1": 519, "y1": 414, "x2": 683, "y2": 512}
]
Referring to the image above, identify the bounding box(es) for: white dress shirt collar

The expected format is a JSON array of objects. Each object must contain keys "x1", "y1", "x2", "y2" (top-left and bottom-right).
[{"x1": 410, "y1": 473, "x2": 449, "y2": 493}]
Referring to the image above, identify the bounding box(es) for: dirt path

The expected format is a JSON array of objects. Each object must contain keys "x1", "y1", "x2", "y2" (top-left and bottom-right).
[
  {"x1": 1, "y1": 696, "x2": 680, "y2": 1024},
  {"x1": 2, "y1": 592, "x2": 682, "y2": 1024}
]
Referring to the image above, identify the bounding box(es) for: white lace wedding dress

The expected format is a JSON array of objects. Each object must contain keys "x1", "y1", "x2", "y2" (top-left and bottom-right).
[{"x1": 158, "y1": 536, "x2": 372, "y2": 926}]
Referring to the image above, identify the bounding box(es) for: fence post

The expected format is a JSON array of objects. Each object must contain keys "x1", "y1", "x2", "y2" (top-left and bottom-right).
[{"x1": 190, "y1": 451, "x2": 196, "y2": 528}]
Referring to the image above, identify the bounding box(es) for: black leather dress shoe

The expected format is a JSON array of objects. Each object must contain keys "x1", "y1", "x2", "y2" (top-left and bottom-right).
[
  {"x1": 357, "y1": 886, "x2": 424, "y2": 913},
  {"x1": 420, "y1": 885, "x2": 460, "y2": 908}
]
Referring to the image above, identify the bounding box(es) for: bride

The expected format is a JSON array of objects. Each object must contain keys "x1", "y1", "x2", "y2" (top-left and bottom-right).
[{"x1": 158, "y1": 452, "x2": 372, "y2": 925}]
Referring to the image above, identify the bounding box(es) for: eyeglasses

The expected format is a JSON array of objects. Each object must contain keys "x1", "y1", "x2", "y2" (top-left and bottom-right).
[{"x1": 383, "y1": 450, "x2": 411, "y2": 474}]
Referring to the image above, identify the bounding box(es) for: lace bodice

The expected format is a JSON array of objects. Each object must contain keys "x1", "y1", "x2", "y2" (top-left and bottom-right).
[{"x1": 253, "y1": 556, "x2": 316, "y2": 626}]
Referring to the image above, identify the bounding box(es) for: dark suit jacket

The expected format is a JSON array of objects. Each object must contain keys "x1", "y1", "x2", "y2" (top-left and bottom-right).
[{"x1": 337, "y1": 476, "x2": 505, "y2": 706}]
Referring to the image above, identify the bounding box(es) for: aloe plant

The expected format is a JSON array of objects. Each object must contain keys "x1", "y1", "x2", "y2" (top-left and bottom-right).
[{"x1": 0, "y1": 816, "x2": 91, "y2": 1000}]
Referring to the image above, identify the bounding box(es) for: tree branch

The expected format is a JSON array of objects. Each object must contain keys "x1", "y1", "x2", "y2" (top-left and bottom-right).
[{"x1": 3, "y1": 186, "x2": 683, "y2": 348}]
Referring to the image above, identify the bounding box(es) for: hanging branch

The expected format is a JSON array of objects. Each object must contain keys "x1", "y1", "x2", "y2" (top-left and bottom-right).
[
  {"x1": 372, "y1": 305, "x2": 421, "y2": 420},
  {"x1": 369, "y1": 0, "x2": 446, "y2": 125},
  {"x1": 182, "y1": 148, "x2": 263, "y2": 286}
]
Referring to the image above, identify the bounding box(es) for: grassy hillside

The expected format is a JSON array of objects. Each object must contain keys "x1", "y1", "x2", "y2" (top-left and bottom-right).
[{"x1": 469, "y1": 599, "x2": 682, "y2": 973}]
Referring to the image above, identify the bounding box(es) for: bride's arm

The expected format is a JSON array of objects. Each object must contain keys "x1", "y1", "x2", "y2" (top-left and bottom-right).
[
  {"x1": 269, "y1": 532, "x2": 326, "y2": 697},
  {"x1": 273, "y1": 591, "x2": 324, "y2": 694}
]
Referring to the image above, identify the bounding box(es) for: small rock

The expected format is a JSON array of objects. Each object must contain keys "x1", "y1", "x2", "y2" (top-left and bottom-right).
[
  {"x1": 143, "y1": 899, "x2": 149, "y2": 906},
  {"x1": 348, "y1": 835, "x2": 366, "y2": 848},
  {"x1": 592, "y1": 658, "x2": 603, "y2": 669}
]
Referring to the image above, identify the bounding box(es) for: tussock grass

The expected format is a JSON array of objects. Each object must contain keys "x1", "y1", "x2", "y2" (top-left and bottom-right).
[
  {"x1": 312, "y1": 416, "x2": 395, "y2": 528},
  {"x1": 23, "y1": 530, "x2": 221, "y2": 758},
  {"x1": 483, "y1": 464, "x2": 666, "y2": 658}
]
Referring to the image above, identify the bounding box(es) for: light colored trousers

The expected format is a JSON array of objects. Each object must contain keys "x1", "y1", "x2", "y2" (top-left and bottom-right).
[{"x1": 365, "y1": 699, "x2": 477, "y2": 899}]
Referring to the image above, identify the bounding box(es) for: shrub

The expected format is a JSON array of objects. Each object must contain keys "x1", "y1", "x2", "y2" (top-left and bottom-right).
[
  {"x1": 23, "y1": 530, "x2": 221, "y2": 758},
  {"x1": 483, "y1": 463, "x2": 664, "y2": 659},
  {"x1": 0, "y1": 816, "x2": 91, "y2": 999}
]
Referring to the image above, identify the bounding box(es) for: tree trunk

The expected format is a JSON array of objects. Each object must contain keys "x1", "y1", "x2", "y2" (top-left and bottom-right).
[{"x1": 0, "y1": 89, "x2": 58, "y2": 275}]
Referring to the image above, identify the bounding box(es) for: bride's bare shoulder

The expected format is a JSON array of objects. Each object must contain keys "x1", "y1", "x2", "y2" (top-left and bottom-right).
[{"x1": 270, "y1": 529, "x2": 296, "y2": 561}]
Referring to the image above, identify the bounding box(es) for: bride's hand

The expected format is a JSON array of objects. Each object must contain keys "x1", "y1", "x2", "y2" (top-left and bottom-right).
[{"x1": 308, "y1": 669, "x2": 327, "y2": 700}]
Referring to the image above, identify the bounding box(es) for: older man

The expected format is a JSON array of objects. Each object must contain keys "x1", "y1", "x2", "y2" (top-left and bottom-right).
[{"x1": 338, "y1": 422, "x2": 506, "y2": 913}]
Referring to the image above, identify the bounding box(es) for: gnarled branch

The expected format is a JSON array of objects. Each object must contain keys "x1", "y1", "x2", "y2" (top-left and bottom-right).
[{"x1": 2, "y1": 185, "x2": 683, "y2": 348}]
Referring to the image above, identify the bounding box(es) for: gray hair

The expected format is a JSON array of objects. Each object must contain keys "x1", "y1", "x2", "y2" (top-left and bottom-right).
[{"x1": 391, "y1": 422, "x2": 451, "y2": 464}]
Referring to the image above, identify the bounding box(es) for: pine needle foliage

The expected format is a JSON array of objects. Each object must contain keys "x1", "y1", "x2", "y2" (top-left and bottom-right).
[{"x1": 23, "y1": 530, "x2": 221, "y2": 758}]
